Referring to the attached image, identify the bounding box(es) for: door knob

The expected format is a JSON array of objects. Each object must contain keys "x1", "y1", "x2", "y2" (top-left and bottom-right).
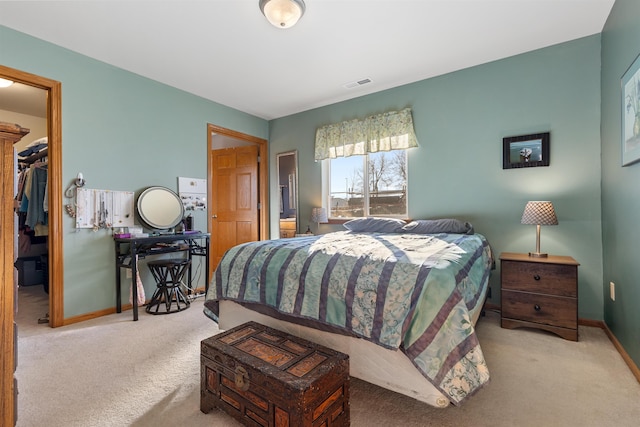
[{"x1": 212, "y1": 214, "x2": 217, "y2": 219}]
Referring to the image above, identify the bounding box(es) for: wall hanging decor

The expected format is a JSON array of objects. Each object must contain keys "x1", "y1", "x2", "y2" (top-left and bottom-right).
[
  {"x1": 178, "y1": 176, "x2": 207, "y2": 211},
  {"x1": 502, "y1": 132, "x2": 550, "y2": 169},
  {"x1": 622, "y1": 52, "x2": 640, "y2": 166},
  {"x1": 75, "y1": 188, "x2": 134, "y2": 230}
]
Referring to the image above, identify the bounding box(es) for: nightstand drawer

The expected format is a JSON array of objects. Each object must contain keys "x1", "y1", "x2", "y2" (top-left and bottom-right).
[
  {"x1": 279, "y1": 220, "x2": 297, "y2": 239},
  {"x1": 280, "y1": 229, "x2": 296, "y2": 238},
  {"x1": 502, "y1": 290, "x2": 577, "y2": 329},
  {"x1": 280, "y1": 220, "x2": 296, "y2": 230},
  {"x1": 501, "y1": 260, "x2": 577, "y2": 297}
]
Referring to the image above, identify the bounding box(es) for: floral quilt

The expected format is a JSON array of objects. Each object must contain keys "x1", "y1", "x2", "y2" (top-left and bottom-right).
[{"x1": 204, "y1": 230, "x2": 493, "y2": 405}]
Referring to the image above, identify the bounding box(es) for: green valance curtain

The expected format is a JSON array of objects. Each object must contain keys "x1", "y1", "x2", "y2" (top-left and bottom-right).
[{"x1": 314, "y1": 107, "x2": 418, "y2": 160}]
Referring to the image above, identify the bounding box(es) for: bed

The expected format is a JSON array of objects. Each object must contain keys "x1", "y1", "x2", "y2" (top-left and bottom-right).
[{"x1": 204, "y1": 218, "x2": 494, "y2": 408}]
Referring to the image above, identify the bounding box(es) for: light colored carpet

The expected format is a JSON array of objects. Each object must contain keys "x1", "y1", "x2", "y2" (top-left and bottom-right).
[{"x1": 15, "y1": 285, "x2": 640, "y2": 427}]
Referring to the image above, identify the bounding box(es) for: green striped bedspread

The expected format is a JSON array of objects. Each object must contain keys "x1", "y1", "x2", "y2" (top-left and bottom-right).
[{"x1": 204, "y1": 230, "x2": 493, "y2": 405}]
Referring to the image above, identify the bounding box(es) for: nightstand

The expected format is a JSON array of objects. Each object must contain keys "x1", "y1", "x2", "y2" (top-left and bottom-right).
[
  {"x1": 500, "y1": 252, "x2": 579, "y2": 341},
  {"x1": 279, "y1": 219, "x2": 297, "y2": 238}
]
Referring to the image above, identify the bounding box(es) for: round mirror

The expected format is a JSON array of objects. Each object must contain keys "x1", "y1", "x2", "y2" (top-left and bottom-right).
[{"x1": 137, "y1": 186, "x2": 184, "y2": 230}]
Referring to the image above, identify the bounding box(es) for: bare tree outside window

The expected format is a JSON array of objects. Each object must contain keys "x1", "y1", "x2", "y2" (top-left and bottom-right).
[{"x1": 329, "y1": 151, "x2": 407, "y2": 218}]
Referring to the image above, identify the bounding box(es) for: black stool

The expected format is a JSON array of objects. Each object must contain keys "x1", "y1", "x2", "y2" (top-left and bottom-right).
[{"x1": 146, "y1": 259, "x2": 191, "y2": 314}]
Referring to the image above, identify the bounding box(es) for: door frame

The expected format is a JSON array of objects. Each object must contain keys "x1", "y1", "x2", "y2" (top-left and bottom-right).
[
  {"x1": 207, "y1": 124, "x2": 268, "y2": 279},
  {"x1": 0, "y1": 65, "x2": 63, "y2": 426}
]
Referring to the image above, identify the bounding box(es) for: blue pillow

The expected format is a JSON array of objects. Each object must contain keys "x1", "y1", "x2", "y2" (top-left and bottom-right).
[
  {"x1": 402, "y1": 219, "x2": 474, "y2": 235},
  {"x1": 343, "y1": 217, "x2": 407, "y2": 233}
]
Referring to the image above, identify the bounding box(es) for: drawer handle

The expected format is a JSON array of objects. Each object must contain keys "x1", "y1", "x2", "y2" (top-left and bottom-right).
[
  {"x1": 533, "y1": 275, "x2": 541, "y2": 281},
  {"x1": 534, "y1": 304, "x2": 541, "y2": 311}
]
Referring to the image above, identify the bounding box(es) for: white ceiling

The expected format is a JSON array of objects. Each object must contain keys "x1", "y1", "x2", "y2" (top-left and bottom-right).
[
  {"x1": 0, "y1": 0, "x2": 615, "y2": 120},
  {"x1": 0, "y1": 82, "x2": 47, "y2": 118}
]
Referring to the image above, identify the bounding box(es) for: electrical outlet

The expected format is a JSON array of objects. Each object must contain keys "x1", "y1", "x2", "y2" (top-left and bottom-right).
[{"x1": 610, "y1": 281, "x2": 615, "y2": 301}]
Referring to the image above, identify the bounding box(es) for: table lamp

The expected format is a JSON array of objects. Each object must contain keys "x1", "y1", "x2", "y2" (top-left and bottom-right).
[
  {"x1": 310, "y1": 207, "x2": 328, "y2": 234},
  {"x1": 521, "y1": 201, "x2": 558, "y2": 258}
]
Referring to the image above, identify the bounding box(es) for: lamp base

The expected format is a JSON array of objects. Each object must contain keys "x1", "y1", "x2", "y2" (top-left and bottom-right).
[{"x1": 528, "y1": 252, "x2": 548, "y2": 258}]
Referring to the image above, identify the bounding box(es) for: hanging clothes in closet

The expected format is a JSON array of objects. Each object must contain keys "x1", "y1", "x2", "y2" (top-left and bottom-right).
[{"x1": 16, "y1": 147, "x2": 49, "y2": 237}]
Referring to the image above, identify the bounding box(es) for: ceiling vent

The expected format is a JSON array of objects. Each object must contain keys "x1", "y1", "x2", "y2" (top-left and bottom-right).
[{"x1": 343, "y1": 78, "x2": 372, "y2": 89}]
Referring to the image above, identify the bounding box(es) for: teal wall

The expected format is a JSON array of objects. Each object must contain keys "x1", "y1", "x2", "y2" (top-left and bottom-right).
[
  {"x1": 3, "y1": 18, "x2": 628, "y2": 366},
  {"x1": 601, "y1": 0, "x2": 640, "y2": 368},
  {"x1": 269, "y1": 35, "x2": 604, "y2": 321},
  {"x1": 0, "y1": 25, "x2": 268, "y2": 317}
]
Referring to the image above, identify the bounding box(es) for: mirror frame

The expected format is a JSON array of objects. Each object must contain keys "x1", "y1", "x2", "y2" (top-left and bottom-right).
[
  {"x1": 276, "y1": 150, "x2": 299, "y2": 237},
  {"x1": 137, "y1": 186, "x2": 185, "y2": 230}
]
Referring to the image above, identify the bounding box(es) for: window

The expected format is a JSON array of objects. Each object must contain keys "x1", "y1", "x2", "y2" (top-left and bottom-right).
[
  {"x1": 326, "y1": 150, "x2": 408, "y2": 219},
  {"x1": 315, "y1": 108, "x2": 417, "y2": 219}
]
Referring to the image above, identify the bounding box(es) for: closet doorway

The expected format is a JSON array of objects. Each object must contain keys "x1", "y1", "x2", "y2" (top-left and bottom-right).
[
  {"x1": 10, "y1": 83, "x2": 50, "y2": 326},
  {"x1": 0, "y1": 63, "x2": 63, "y2": 427},
  {"x1": 0, "y1": 65, "x2": 63, "y2": 327}
]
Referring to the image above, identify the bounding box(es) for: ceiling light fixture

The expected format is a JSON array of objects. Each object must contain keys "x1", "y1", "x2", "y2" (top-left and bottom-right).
[
  {"x1": 0, "y1": 78, "x2": 14, "y2": 88},
  {"x1": 259, "y1": 0, "x2": 305, "y2": 29}
]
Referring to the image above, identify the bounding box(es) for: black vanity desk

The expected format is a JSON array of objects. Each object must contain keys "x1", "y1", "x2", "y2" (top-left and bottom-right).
[{"x1": 113, "y1": 232, "x2": 210, "y2": 321}]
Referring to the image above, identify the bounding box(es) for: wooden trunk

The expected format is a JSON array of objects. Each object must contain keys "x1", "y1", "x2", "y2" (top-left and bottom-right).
[{"x1": 201, "y1": 321, "x2": 350, "y2": 427}]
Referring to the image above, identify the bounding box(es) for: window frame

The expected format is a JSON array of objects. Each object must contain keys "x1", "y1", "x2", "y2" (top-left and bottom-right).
[{"x1": 322, "y1": 151, "x2": 409, "y2": 221}]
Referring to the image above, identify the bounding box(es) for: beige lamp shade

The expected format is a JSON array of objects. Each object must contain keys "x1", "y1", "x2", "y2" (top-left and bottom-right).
[
  {"x1": 521, "y1": 201, "x2": 558, "y2": 257},
  {"x1": 311, "y1": 207, "x2": 328, "y2": 224},
  {"x1": 521, "y1": 201, "x2": 558, "y2": 226}
]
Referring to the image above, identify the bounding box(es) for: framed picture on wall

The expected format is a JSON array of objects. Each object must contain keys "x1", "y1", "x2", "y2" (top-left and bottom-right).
[
  {"x1": 502, "y1": 132, "x2": 550, "y2": 169},
  {"x1": 621, "y1": 52, "x2": 640, "y2": 166}
]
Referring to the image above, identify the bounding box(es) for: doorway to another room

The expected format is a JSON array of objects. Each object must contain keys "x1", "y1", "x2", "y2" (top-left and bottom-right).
[
  {"x1": 0, "y1": 65, "x2": 63, "y2": 328},
  {"x1": 207, "y1": 124, "x2": 268, "y2": 277},
  {"x1": 0, "y1": 64, "x2": 63, "y2": 427},
  {"x1": 6, "y1": 83, "x2": 50, "y2": 326}
]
